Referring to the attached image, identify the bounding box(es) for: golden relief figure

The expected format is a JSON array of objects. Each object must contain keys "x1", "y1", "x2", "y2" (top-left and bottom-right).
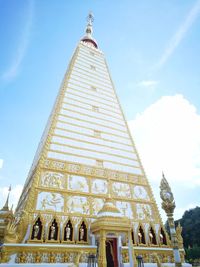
[
  {"x1": 33, "y1": 223, "x2": 40, "y2": 238},
  {"x1": 41, "y1": 172, "x2": 65, "y2": 189},
  {"x1": 65, "y1": 225, "x2": 71, "y2": 240},
  {"x1": 142, "y1": 204, "x2": 153, "y2": 220},
  {"x1": 91, "y1": 198, "x2": 104, "y2": 215},
  {"x1": 91, "y1": 179, "x2": 107, "y2": 194},
  {"x1": 4, "y1": 210, "x2": 28, "y2": 243},
  {"x1": 116, "y1": 201, "x2": 132, "y2": 218},
  {"x1": 4, "y1": 221, "x2": 18, "y2": 243},
  {"x1": 67, "y1": 196, "x2": 89, "y2": 214},
  {"x1": 48, "y1": 219, "x2": 59, "y2": 241},
  {"x1": 50, "y1": 223, "x2": 56, "y2": 239},
  {"x1": 136, "y1": 203, "x2": 152, "y2": 220},
  {"x1": 112, "y1": 182, "x2": 131, "y2": 197},
  {"x1": 68, "y1": 175, "x2": 89, "y2": 192},
  {"x1": 133, "y1": 186, "x2": 149, "y2": 200},
  {"x1": 37, "y1": 192, "x2": 64, "y2": 212},
  {"x1": 78, "y1": 221, "x2": 87, "y2": 242},
  {"x1": 31, "y1": 217, "x2": 43, "y2": 240},
  {"x1": 79, "y1": 226, "x2": 84, "y2": 241},
  {"x1": 176, "y1": 223, "x2": 184, "y2": 249}
]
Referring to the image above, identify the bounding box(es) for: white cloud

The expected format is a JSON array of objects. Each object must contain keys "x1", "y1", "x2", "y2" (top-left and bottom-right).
[
  {"x1": 0, "y1": 184, "x2": 23, "y2": 211},
  {"x1": 137, "y1": 80, "x2": 159, "y2": 88},
  {"x1": 156, "y1": 0, "x2": 200, "y2": 69},
  {"x1": 0, "y1": 159, "x2": 3, "y2": 169},
  {"x1": 128, "y1": 95, "x2": 200, "y2": 218},
  {"x1": 1, "y1": 0, "x2": 34, "y2": 81}
]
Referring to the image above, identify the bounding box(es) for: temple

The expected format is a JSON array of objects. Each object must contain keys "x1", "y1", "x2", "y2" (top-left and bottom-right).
[{"x1": 0, "y1": 13, "x2": 186, "y2": 267}]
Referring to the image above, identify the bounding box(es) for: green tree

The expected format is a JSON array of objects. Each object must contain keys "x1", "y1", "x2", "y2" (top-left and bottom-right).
[{"x1": 178, "y1": 207, "x2": 200, "y2": 248}]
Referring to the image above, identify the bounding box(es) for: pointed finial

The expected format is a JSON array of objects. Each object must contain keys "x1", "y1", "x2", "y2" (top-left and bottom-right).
[
  {"x1": 81, "y1": 12, "x2": 98, "y2": 48},
  {"x1": 85, "y1": 12, "x2": 94, "y2": 37},
  {"x1": 107, "y1": 193, "x2": 112, "y2": 201},
  {"x1": 1, "y1": 185, "x2": 11, "y2": 211},
  {"x1": 161, "y1": 172, "x2": 169, "y2": 185},
  {"x1": 87, "y1": 12, "x2": 94, "y2": 25}
]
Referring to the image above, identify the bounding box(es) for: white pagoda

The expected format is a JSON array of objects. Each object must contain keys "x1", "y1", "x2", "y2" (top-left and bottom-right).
[{"x1": 0, "y1": 13, "x2": 185, "y2": 267}]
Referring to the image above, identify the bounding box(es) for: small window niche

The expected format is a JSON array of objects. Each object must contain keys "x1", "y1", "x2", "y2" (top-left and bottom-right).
[
  {"x1": 92, "y1": 106, "x2": 99, "y2": 112},
  {"x1": 94, "y1": 130, "x2": 101, "y2": 138},
  {"x1": 90, "y1": 65, "x2": 96, "y2": 71},
  {"x1": 96, "y1": 160, "x2": 103, "y2": 167},
  {"x1": 91, "y1": 85, "x2": 97, "y2": 91}
]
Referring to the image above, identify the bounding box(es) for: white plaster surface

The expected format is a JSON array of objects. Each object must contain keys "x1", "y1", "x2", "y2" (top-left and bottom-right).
[
  {"x1": 64, "y1": 92, "x2": 120, "y2": 113},
  {"x1": 58, "y1": 129, "x2": 130, "y2": 152},
  {"x1": 43, "y1": 42, "x2": 146, "y2": 177},
  {"x1": 57, "y1": 109, "x2": 126, "y2": 131},
  {"x1": 52, "y1": 135, "x2": 134, "y2": 159},
  {"x1": 57, "y1": 114, "x2": 129, "y2": 138}
]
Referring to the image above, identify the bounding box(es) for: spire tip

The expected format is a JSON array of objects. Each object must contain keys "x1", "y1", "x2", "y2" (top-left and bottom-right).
[
  {"x1": 87, "y1": 12, "x2": 94, "y2": 24},
  {"x1": 81, "y1": 12, "x2": 98, "y2": 48}
]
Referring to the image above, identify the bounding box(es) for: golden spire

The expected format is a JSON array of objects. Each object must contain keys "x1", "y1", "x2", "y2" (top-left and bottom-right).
[{"x1": 1, "y1": 185, "x2": 11, "y2": 211}]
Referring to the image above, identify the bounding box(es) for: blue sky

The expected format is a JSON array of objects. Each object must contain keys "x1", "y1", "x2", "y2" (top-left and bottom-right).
[{"x1": 0, "y1": 0, "x2": 200, "y2": 220}]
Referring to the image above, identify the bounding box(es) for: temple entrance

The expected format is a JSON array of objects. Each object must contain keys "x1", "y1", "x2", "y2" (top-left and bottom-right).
[{"x1": 106, "y1": 238, "x2": 118, "y2": 267}]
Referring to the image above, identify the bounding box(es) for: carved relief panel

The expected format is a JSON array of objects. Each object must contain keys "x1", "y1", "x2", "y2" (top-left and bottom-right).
[
  {"x1": 133, "y1": 185, "x2": 150, "y2": 200},
  {"x1": 36, "y1": 192, "x2": 64, "y2": 212},
  {"x1": 40, "y1": 171, "x2": 66, "y2": 189},
  {"x1": 136, "y1": 203, "x2": 153, "y2": 221},
  {"x1": 116, "y1": 201, "x2": 133, "y2": 218},
  {"x1": 112, "y1": 182, "x2": 131, "y2": 198},
  {"x1": 91, "y1": 179, "x2": 107, "y2": 194},
  {"x1": 68, "y1": 175, "x2": 89, "y2": 193},
  {"x1": 90, "y1": 197, "x2": 104, "y2": 215},
  {"x1": 66, "y1": 196, "x2": 90, "y2": 215}
]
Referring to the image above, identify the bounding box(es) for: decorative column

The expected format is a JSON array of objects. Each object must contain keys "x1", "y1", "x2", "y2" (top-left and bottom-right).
[
  {"x1": 118, "y1": 235, "x2": 123, "y2": 267},
  {"x1": 128, "y1": 231, "x2": 134, "y2": 267},
  {"x1": 160, "y1": 173, "x2": 182, "y2": 267},
  {"x1": 98, "y1": 230, "x2": 107, "y2": 267}
]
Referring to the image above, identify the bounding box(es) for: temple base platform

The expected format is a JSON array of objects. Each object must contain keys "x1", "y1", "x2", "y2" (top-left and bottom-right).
[{"x1": 0, "y1": 243, "x2": 189, "y2": 267}]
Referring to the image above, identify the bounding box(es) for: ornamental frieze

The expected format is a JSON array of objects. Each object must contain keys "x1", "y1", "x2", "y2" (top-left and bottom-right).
[{"x1": 42, "y1": 159, "x2": 146, "y2": 185}]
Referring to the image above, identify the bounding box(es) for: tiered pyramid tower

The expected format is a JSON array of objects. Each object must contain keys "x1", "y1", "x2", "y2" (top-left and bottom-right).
[{"x1": 1, "y1": 13, "x2": 185, "y2": 266}]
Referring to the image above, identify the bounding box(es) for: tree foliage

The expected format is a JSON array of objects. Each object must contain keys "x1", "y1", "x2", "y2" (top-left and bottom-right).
[{"x1": 176, "y1": 206, "x2": 200, "y2": 248}]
